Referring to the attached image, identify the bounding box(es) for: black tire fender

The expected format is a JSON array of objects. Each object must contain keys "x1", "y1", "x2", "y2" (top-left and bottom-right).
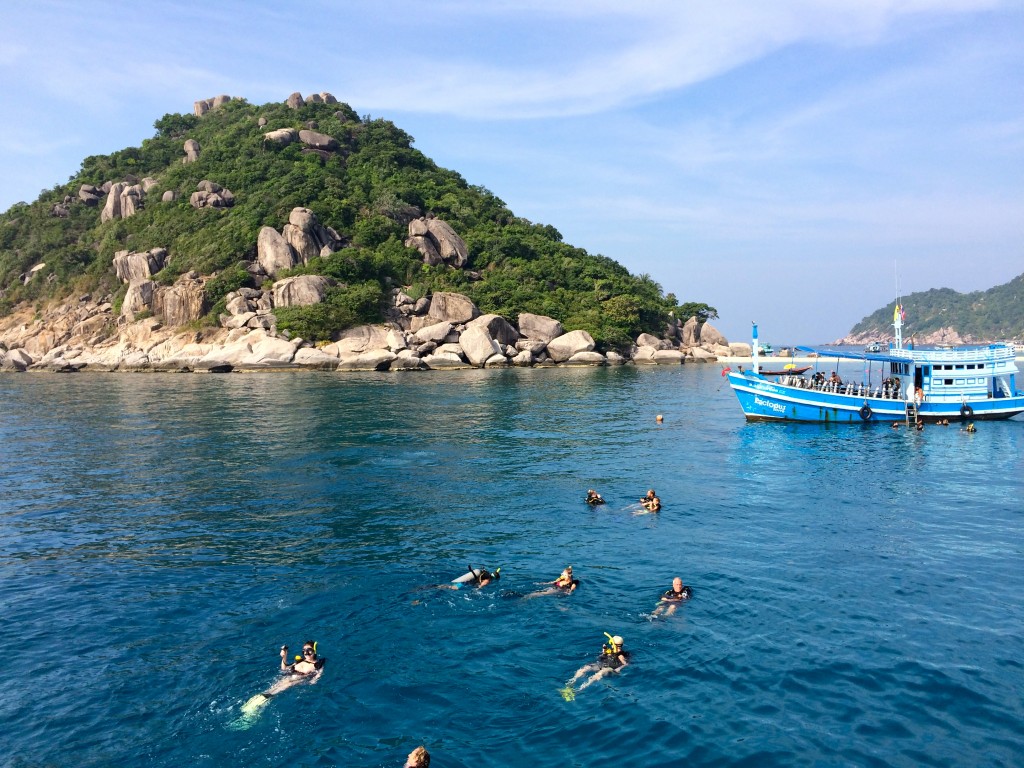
[
  {"x1": 960, "y1": 404, "x2": 974, "y2": 418},
  {"x1": 859, "y1": 404, "x2": 872, "y2": 421}
]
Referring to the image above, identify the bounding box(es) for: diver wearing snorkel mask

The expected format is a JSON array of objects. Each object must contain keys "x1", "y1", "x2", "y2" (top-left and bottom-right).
[{"x1": 560, "y1": 632, "x2": 630, "y2": 699}]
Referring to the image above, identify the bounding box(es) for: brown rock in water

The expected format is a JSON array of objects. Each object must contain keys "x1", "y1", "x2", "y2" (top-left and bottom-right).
[
  {"x1": 459, "y1": 325, "x2": 503, "y2": 367},
  {"x1": 546, "y1": 330, "x2": 596, "y2": 363}
]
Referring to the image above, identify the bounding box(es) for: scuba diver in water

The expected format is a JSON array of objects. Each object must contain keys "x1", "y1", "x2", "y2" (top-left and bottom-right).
[
  {"x1": 438, "y1": 565, "x2": 500, "y2": 590},
  {"x1": 238, "y1": 640, "x2": 326, "y2": 720},
  {"x1": 651, "y1": 577, "x2": 693, "y2": 617},
  {"x1": 585, "y1": 489, "x2": 606, "y2": 505},
  {"x1": 524, "y1": 565, "x2": 579, "y2": 599},
  {"x1": 561, "y1": 633, "x2": 630, "y2": 699}
]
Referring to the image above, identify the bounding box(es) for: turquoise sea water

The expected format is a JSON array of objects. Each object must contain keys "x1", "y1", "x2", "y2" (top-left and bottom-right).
[{"x1": 1, "y1": 366, "x2": 1022, "y2": 767}]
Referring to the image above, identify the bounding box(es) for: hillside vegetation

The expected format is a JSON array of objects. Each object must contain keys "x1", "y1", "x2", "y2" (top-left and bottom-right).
[
  {"x1": 849, "y1": 273, "x2": 1024, "y2": 341},
  {"x1": 0, "y1": 96, "x2": 714, "y2": 348}
]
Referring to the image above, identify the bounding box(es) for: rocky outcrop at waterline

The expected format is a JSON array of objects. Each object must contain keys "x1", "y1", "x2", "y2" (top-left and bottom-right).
[
  {"x1": 3, "y1": 189, "x2": 736, "y2": 373},
  {"x1": 0, "y1": 285, "x2": 736, "y2": 374}
]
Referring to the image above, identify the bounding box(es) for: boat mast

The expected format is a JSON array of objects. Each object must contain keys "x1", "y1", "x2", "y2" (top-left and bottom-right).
[
  {"x1": 893, "y1": 264, "x2": 903, "y2": 351},
  {"x1": 752, "y1": 321, "x2": 760, "y2": 374}
]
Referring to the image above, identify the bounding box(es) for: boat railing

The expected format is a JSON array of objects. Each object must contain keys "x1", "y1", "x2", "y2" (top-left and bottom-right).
[
  {"x1": 777, "y1": 375, "x2": 906, "y2": 400},
  {"x1": 888, "y1": 344, "x2": 1016, "y2": 364}
]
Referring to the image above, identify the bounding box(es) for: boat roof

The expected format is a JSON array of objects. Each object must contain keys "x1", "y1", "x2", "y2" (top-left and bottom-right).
[{"x1": 795, "y1": 343, "x2": 1017, "y2": 365}]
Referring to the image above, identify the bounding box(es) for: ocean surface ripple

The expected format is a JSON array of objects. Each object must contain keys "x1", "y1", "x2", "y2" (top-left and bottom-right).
[{"x1": 1, "y1": 367, "x2": 1022, "y2": 767}]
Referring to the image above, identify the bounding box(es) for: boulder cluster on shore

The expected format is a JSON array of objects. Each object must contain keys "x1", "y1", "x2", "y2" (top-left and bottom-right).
[{"x1": 0, "y1": 285, "x2": 746, "y2": 373}]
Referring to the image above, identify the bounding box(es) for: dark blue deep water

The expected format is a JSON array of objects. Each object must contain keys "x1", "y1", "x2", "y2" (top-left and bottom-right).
[{"x1": 1, "y1": 366, "x2": 1022, "y2": 767}]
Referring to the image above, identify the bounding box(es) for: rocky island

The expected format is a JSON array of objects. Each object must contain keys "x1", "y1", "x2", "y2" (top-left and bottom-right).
[{"x1": 1, "y1": 92, "x2": 742, "y2": 373}]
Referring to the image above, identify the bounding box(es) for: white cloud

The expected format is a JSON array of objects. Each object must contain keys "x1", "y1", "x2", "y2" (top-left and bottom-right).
[{"x1": 336, "y1": 0, "x2": 1007, "y2": 117}]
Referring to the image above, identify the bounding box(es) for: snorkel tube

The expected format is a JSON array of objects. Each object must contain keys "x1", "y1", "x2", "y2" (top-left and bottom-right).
[{"x1": 603, "y1": 631, "x2": 619, "y2": 654}]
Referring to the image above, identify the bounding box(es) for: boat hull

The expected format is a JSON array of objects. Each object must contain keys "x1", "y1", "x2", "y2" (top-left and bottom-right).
[{"x1": 727, "y1": 372, "x2": 1024, "y2": 423}]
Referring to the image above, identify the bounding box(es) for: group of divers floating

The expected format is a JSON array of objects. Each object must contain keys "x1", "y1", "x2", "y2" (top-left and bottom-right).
[{"x1": 236, "y1": 484, "x2": 689, "y2": 746}]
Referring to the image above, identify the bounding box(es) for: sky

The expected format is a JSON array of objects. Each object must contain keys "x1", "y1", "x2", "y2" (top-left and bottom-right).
[{"x1": 1, "y1": 0, "x2": 1022, "y2": 344}]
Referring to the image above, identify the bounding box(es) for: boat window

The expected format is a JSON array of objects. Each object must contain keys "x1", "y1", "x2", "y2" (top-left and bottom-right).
[
  {"x1": 955, "y1": 365, "x2": 964, "y2": 370},
  {"x1": 967, "y1": 364, "x2": 976, "y2": 369},
  {"x1": 955, "y1": 379, "x2": 965, "y2": 385},
  {"x1": 944, "y1": 379, "x2": 953, "y2": 385},
  {"x1": 978, "y1": 364, "x2": 985, "y2": 369}
]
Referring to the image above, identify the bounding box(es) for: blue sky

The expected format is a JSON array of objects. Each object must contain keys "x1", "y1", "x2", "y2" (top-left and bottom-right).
[{"x1": 2, "y1": 0, "x2": 1021, "y2": 343}]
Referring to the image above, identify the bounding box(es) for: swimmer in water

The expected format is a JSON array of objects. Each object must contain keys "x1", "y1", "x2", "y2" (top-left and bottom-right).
[
  {"x1": 640, "y1": 489, "x2": 661, "y2": 513},
  {"x1": 239, "y1": 640, "x2": 325, "y2": 718},
  {"x1": 585, "y1": 489, "x2": 606, "y2": 505},
  {"x1": 561, "y1": 634, "x2": 630, "y2": 699},
  {"x1": 404, "y1": 746, "x2": 430, "y2": 767},
  {"x1": 651, "y1": 577, "x2": 693, "y2": 617},
  {"x1": 438, "y1": 566, "x2": 499, "y2": 590},
  {"x1": 524, "y1": 566, "x2": 579, "y2": 599}
]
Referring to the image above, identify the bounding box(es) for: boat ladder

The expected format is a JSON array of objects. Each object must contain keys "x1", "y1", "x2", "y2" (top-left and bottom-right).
[{"x1": 905, "y1": 401, "x2": 919, "y2": 426}]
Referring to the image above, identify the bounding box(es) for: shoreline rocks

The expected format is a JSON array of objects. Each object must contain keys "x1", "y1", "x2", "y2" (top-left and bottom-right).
[
  {"x1": 2, "y1": 189, "x2": 739, "y2": 373},
  {"x1": 0, "y1": 287, "x2": 735, "y2": 373}
]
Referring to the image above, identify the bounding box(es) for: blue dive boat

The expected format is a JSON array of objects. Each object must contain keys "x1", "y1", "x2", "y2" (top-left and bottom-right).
[{"x1": 726, "y1": 311, "x2": 1024, "y2": 423}]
